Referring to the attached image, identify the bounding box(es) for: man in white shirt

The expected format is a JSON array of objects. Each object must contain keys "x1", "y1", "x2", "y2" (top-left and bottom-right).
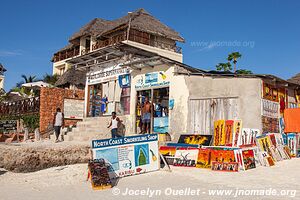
[
  {"x1": 53, "y1": 107, "x2": 64, "y2": 143},
  {"x1": 107, "y1": 112, "x2": 122, "y2": 138}
]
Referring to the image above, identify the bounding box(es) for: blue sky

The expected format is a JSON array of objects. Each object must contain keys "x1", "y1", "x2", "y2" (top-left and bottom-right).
[{"x1": 1, "y1": 0, "x2": 300, "y2": 91}]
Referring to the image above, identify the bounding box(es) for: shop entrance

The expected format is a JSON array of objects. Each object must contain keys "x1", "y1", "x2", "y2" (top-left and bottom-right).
[{"x1": 136, "y1": 87, "x2": 169, "y2": 134}]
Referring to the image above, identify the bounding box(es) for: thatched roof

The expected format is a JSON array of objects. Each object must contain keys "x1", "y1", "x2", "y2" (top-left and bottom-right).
[
  {"x1": 69, "y1": 8, "x2": 184, "y2": 43},
  {"x1": 55, "y1": 67, "x2": 87, "y2": 87},
  {"x1": 288, "y1": 73, "x2": 300, "y2": 85}
]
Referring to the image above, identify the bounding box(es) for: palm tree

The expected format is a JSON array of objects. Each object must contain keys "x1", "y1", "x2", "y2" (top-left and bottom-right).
[
  {"x1": 43, "y1": 73, "x2": 59, "y2": 85},
  {"x1": 236, "y1": 69, "x2": 253, "y2": 74},
  {"x1": 216, "y1": 62, "x2": 232, "y2": 72},
  {"x1": 227, "y1": 52, "x2": 242, "y2": 73},
  {"x1": 21, "y1": 75, "x2": 37, "y2": 83}
]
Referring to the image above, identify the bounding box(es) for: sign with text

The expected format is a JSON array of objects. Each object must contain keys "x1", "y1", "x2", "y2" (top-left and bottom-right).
[
  {"x1": 135, "y1": 71, "x2": 170, "y2": 89},
  {"x1": 87, "y1": 65, "x2": 131, "y2": 85},
  {"x1": 92, "y1": 134, "x2": 159, "y2": 177},
  {"x1": 0, "y1": 120, "x2": 17, "y2": 131},
  {"x1": 64, "y1": 99, "x2": 84, "y2": 119},
  {"x1": 261, "y1": 99, "x2": 280, "y2": 118}
]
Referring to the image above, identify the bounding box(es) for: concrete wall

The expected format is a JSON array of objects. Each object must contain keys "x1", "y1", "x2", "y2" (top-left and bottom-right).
[{"x1": 184, "y1": 76, "x2": 263, "y2": 132}]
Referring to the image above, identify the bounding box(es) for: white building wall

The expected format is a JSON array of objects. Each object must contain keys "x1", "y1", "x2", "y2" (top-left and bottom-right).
[{"x1": 0, "y1": 75, "x2": 4, "y2": 90}]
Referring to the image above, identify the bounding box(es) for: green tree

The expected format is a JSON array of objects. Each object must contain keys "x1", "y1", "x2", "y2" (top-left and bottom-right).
[
  {"x1": 21, "y1": 75, "x2": 37, "y2": 83},
  {"x1": 227, "y1": 52, "x2": 242, "y2": 73},
  {"x1": 216, "y1": 62, "x2": 232, "y2": 72},
  {"x1": 43, "y1": 73, "x2": 59, "y2": 85},
  {"x1": 236, "y1": 69, "x2": 253, "y2": 74}
]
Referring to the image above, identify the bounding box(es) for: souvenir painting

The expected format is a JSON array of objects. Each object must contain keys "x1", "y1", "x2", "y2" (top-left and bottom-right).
[
  {"x1": 159, "y1": 146, "x2": 176, "y2": 157},
  {"x1": 256, "y1": 136, "x2": 273, "y2": 155},
  {"x1": 196, "y1": 148, "x2": 211, "y2": 168},
  {"x1": 178, "y1": 134, "x2": 212, "y2": 146},
  {"x1": 258, "y1": 151, "x2": 269, "y2": 167},
  {"x1": 213, "y1": 120, "x2": 226, "y2": 146},
  {"x1": 210, "y1": 149, "x2": 235, "y2": 164},
  {"x1": 239, "y1": 128, "x2": 251, "y2": 146},
  {"x1": 250, "y1": 129, "x2": 260, "y2": 145},
  {"x1": 241, "y1": 149, "x2": 256, "y2": 170},
  {"x1": 173, "y1": 148, "x2": 199, "y2": 167},
  {"x1": 287, "y1": 133, "x2": 297, "y2": 157},
  {"x1": 232, "y1": 120, "x2": 242, "y2": 147},
  {"x1": 225, "y1": 120, "x2": 234, "y2": 146},
  {"x1": 211, "y1": 161, "x2": 239, "y2": 172},
  {"x1": 266, "y1": 156, "x2": 275, "y2": 167}
]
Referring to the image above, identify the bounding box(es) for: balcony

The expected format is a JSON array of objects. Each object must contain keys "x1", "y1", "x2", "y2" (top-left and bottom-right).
[{"x1": 53, "y1": 29, "x2": 182, "y2": 63}]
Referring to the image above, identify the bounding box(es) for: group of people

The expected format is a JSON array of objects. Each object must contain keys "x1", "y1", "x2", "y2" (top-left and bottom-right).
[{"x1": 52, "y1": 95, "x2": 156, "y2": 141}]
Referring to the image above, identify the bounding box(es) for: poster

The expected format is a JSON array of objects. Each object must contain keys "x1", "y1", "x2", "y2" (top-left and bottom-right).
[
  {"x1": 261, "y1": 99, "x2": 280, "y2": 119},
  {"x1": 196, "y1": 148, "x2": 211, "y2": 168},
  {"x1": 232, "y1": 120, "x2": 242, "y2": 147},
  {"x1": 153, "y1": 117, "x2": 169, "y2": 133},
  {"x1": 211, "y1": 162, "x2": 239, "y2": 172},
  {"x1": 225, "y1": 120, "x2": 234, "y2": 146},
  {"x1": 242, "y1": 149, "x2": 256, "y2": 170},
  {"x1": 178, "y1": 134, "x2": 212, "y2": 146},
  {"x1": 64, "y1": 99, "x2": 84, "y2": 119},
  {"x1": 213, "y1": 120, "x2": 226, "y2": 146},
  {"x1": 92, "y1": 134, "x2": 159, "y2": 177},
  {"x1": 173, "y1": 148, "x2": 199, "y2": 167}
]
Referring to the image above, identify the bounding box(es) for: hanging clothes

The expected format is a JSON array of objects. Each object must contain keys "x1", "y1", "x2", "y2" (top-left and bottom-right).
[
  {"x1": 284, "y1": 108, "x2": 300, "y2": 132},
  {"x1": 114, "y1": 81, "x2": 122, "y2": 102},
  {"x1": 102, "y1": 83, "x2": 109, "y2": 98}
]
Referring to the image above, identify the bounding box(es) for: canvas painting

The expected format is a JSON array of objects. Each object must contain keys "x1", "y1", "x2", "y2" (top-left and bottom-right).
[
  {"x1": 173, "y1": 148, "x2": 199, "y2": 167},
  {"x1": 287, "y1": 133, "x2": 297, "y2": 157},
  {"x1": 242, "y1": 149, "x2": 256, "y2": 170},
  {"x1": 232, "y1": 120, "x2": 242, "y2": 147},
  {"x1": 210, "y1": 149, "x2": 235, "y2": 164},
  {"x1": 196, "y1": 148, "x2": 211, "y2": 168},
  {"x1": 239, "y1": 128, "x2": 251, "y2": 146},
  {"x1": 250, "y1": 129, "x2": 260, "y2": 145},
  {"x1": 257, "y1": 136, "x2": 273, "y2": 155},
  {"x1": 225, "y1": 120, "x2": 234, "y2": 146},
  {"x1": 159, "y1": 146, "x2": 176, "y2": 157},
  {"x1": 211, "y1": 161, "x2": 239, "y2": 172},
  {"x1": 213, "y1": 120, "x2": 226, "y2": 146},
  {"x1": 178, "y1": 134, "x2": 212, "y2": 146}
]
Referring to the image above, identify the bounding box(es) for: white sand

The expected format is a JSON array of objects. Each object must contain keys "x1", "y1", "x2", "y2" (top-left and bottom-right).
[{"x1": 0, "y1": 159, "x2": 299, "y2": 200}]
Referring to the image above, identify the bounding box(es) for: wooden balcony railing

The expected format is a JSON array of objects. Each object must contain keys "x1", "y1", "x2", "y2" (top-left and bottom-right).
[
  {"x1": 0, "y1": 97, "x2": 40, "y2": 116},
  {"x1": 53, "y1": 47, "x2": 80, "y2": 62}
]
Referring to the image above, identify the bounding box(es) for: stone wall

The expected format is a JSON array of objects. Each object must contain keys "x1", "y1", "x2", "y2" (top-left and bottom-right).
[{"x1": 39, "y1": 87, "x2": 85, "y2": 133}]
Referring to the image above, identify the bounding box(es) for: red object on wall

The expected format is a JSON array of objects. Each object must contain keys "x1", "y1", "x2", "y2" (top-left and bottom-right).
[{"x1": 284, "y1": 108, "x2": 300, "y2": 133}]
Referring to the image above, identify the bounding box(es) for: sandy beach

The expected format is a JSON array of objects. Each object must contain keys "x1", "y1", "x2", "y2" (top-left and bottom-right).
[{"x1": 0, "y1": 158, "x2": 299, "y2": 200}]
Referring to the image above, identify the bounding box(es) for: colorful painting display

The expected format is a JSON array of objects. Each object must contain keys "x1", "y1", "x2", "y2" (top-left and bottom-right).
[
  {"x1": 241, "y1": 149, "x2": 256, "y2": 170},
  {"x1": 173, "y1": 148, "x2": 199, "y2": 167},
  {"x1": 159, "y1": 146, "x2": 176, "y2": 157},
  {"x1": 92, "y1": 134, "x2": 159, "y2": 177},
  {"x1": 232, "y1": 120, "x2": 242, "y2": 147},
  {"x1": 196, "y1": 148, "x2": 211, "y2": 168},
  {"x1": 210, "y1": 149, "x2": 235, "y2": 163},
  {"x1": 211, "y1": 162, "x2": 239, "y2": 172},
  {"x1": 178, "y1": 134, "x2": 212, "y2": 146},
  {"x1": 213, "y1": 120, "x2": 226, "y2": 146},
  {"x1": 287, "y1": 133, "x2": 298, "y2": 157},
  {"x1": 256, "y1": 135, "x2": 273, "y2": 154},
  {"x1": 225, "y1": 120, "x2": 234, "y2": 146}
]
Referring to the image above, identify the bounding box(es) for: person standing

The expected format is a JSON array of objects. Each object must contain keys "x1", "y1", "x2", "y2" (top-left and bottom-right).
[
  {"x1": 107, "y1": 112, "x2": 122, "y2": 138},
  {"x1": 53, "y1": 107, "x2": 64, "y2": 143},
  {"x1": 142, "y1": 96, "x2": 152, "y2": 134}
]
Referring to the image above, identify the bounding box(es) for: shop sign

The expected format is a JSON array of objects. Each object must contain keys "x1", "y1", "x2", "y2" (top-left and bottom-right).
[
  {"x1": 135, "y1": 71, "x2": 170, "y2": 89},
  {"x1": 0, "y1": 120, "x2": 17, "y2": 131},
  {"x1": 92, "y1": 134, "x2": 159, "y2": 177},
  {"x1": 64, "y1": 99, "x2": 84, "y2": 119},
  {"x1": 261, "y1": 99, "x2": 280, "y2": 118},
  {"x1": 87, "y1": 65, "x2": 130, "y2": 85}
]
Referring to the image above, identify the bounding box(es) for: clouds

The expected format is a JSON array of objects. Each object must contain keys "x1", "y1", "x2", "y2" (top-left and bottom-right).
[{"x1": 0, "y1": 50, "x2": 23, "y2": 57}]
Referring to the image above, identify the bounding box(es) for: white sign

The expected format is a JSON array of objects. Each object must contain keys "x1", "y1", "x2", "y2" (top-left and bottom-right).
[
  {"x1": 87, "y1": 65, "x2": 130, "y2": 85},
  {"x1": 135, "y1": 71, "x2": 170, "y2": 89},
  {"x1": 92, "y1": 134, "x2": 159, "y2": 177},
  {"x1": 261, "y1": 99, "x2": 280, "y2": 118},
  {"x1": 64, "y1": 99, "x2": 84, "y2": 119}
]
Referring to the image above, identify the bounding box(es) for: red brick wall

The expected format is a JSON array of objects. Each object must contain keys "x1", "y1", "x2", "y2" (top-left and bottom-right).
[{"x1": 39, "y1": 87, "x2": 85, "y2": 133}]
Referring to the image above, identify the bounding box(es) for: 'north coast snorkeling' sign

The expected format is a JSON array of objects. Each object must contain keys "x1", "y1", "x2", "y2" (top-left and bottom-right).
[{"x1": 92, "y1": 134, "x2": 159, "y2": 177}]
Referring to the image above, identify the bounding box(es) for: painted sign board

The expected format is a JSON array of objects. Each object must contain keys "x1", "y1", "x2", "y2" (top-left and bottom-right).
[
  {"x1": 0, "y1": 120, "x2": 17, "y2": 131},
  {"x1": 92, "y1": 134, "x2": 159, "y2": 177},
  {"x1": 135, "y1": 71, "x2": 170, "y2": 89},
  {"x1": 261, "y1": 99, "x2": 280, "y2": 119},
  {"x1": 64, "y1": 99, "x2": 84, "y2": 119}
]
